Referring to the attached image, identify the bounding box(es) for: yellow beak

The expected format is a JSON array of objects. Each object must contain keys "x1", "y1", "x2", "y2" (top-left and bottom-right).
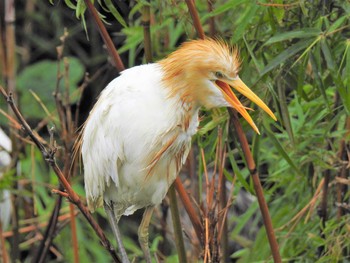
[{"x1": 216, "y1": 78, "x2": 277, "y2": 134}]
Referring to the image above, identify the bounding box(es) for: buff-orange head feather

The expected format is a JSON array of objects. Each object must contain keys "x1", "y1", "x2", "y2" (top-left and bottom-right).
[{"x1": 160, "y1": 38, "x2": 276, "y2": 134}]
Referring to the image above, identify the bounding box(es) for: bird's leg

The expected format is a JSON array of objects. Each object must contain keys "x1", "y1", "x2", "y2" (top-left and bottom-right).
[
  {"x1": 138, "y1": 206, "x2": 155, "y2": 263},
  {"x1": 104, "y1": 203, "x2": 130, "y2": 263}
]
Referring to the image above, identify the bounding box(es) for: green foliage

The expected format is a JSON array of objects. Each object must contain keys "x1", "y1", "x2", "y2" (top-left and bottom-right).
[
  {"x1": 1, "y1": 0, "x2": 349, "y2": 262},
  {"x1": 16, "y1": 57, "x2": 84, "y2": 119}
]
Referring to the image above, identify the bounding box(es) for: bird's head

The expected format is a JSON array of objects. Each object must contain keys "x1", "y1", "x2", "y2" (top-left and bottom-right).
[{"x1": 159, "y1": 38, "x2": 276, "y2": 134}]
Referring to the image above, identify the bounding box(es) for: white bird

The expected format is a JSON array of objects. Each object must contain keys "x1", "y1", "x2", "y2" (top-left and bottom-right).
[{"x1": 78, "y1": 38, "x2": 276, "y2": 262}]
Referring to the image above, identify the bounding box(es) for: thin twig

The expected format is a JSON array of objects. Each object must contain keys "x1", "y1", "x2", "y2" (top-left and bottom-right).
[
  {"x1": 2, "y1": 212, "x2": 78, "y2": 238},
  {"x1": 32, "y1": 193, "x2": 63, "y2": 263},
  {"x1": 52, "y1": 188, "x2": 70, "y2": 198}
]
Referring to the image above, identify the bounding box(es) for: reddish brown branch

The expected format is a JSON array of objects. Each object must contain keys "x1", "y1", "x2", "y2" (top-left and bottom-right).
[
  {"x1": 174, "y1": 177, "x2": 203, "y2": 243},
  {"x1": 52, "y1": 188, "x2": 70, "y2": 198},
  {"x1": 207, "y1": 0, "x2": 216, "y2": 37},
  {"x1": 231, "y1": 113, "x2": 281, "y2": 263},
  {"x1": 185, "y1": 0, "x2": 205, "y2": 39},
  {"x1": 0, "y1": 86, "x2": 121, "y2": 263},
  {"x1": 83, "y1": 0, "x2": 125, "y2": 72},
  {"x1": 142, "y1": 0, "x2": 153, "y2": 63}
]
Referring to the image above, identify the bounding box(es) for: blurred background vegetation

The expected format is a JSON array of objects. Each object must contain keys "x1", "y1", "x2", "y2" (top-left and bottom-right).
[{"x1": 0, "y1": 0, "x2": 349, "y2": 262}]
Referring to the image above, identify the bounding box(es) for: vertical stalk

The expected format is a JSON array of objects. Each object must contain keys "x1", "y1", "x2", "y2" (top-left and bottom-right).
[
  {"x1": 217, "y1": 133, "x2": 228, "y2": 263},
  {"x1": 336, "y1": 117, "x2": 350, "y2": 219},
  {"x1": 168, "y1": 184, "x2": 187, "y2": 263},
  {"x1": 232, "y1": 113, "x2": 281, "y2": 263},
  {"x1": 4, "y1": 1, "x2": 20, "y2": 262},
  {"x1": 69, "y1": 203, "x2": 80, "y2": 263},
  {"x1": 207, "y1": 0, "x2": 216, "y2": 37},
  {"x1": 83, "y1": 0, "x2": 125, "y2": 72},
  {"x1": 5, "y1": 0, "x2": 16, "y2": 96},
  {"x1": 318, "y1": 92, "x2": 342, "y2": 256},
  {"x1": 174, "y1": 178, "x2": 203, "y2": 243},
  {"x1": 185, "y1": 0, "x2": 205, "y2": 39},
  {"x1": 0, "y1": 21, "x2": 6, "y2": 75},
  {"x1": 188, "y1": 149, "x2": 199, "y2": 204},
  {"x1": 22, "y1": 0, "x2": 35, "y2": 65},
  {"x1": 32, "y1": 194, "x2": 63, "y2": 263},
  {"x1": 142, "y1": 0, "x2": 153, "y2": 63}
]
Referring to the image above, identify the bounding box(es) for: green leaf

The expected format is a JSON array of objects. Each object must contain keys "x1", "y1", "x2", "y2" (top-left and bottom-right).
[
  {"x1": 103, "y1": 0, "x2": 128, "y2": 28},
  {"x1": 17, "y1": 58, "x2": 85, "y2": 119},
  {"x1": 226, "y1": 150, "x2": 252, "y2": 193},
  {"x1": 320, "y1": 38, "x2": 335, "y2": 71},
  {"x1": 327, "y1": 15, "x2": 348, "y2": 33},
  {"x1": 202, "y1": 0, "x2": 246, "y2": 20},
  {"x1": 231, "y1": 4, "x2": 260, "y2": 43},
  {"x1": 64, "y1": 0, "x2": 77, "y2": 9},
  {"x1": 263, "y1": 123, "x2": 301, "y2": 175},
  {"x1": 260, "y1": 38, "x2": 314, "y2": 76},
  {"x1": 264, "y1": 28, "x2": 321, "y2": 45},
  {"x1": 320, "y1": 39, "x2": 350, "y2": 113},
  {"x1": 76, "y1": 0, "x2": 87, "y2": 19}
]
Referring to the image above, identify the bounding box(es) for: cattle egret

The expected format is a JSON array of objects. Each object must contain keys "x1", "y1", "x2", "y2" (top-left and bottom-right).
[{"x1": 79, "y1": 38, "x2": 276, "y2": 262}]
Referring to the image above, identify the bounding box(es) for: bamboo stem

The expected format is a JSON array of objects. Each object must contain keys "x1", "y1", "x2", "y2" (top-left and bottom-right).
[
  {"x1": 4, "y1": 1, "x2": 20, "y2": 262},
  {"x1": 231, "y1": 113, "x2": 281, "y2": 263},
  {"x1": 206, "y1": 0, "x2": 216, "y2": 37},
  {"x1": 83, "y1": 0, "x2": 125, "y2": 72},
  {"x1": 69, "y1": 203, "x2": 80, "y2": 263},
  {"x1": 174, "y1": 177, "x2": 203, "y2": 244},
  {"x1": 168, "y1": 184, "x2": 187, "y2": 263},
  {"x1": 336, "y1": 117, "x2": 350, "y2": 219},
  {"x1": 185, "y1": 0, "x2": 205, "y2": 39},
  {"x1": 217, "y1": 133, "x2": 228, "y2": 263},
  {"x1": 142, "y1": 0, "x2": 153, "y2": 63}
]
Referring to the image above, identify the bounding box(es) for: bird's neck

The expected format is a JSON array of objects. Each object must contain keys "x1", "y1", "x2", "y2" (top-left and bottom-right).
[{"x1": 158, "y1": 62, "x2": 201, "y2": 112}]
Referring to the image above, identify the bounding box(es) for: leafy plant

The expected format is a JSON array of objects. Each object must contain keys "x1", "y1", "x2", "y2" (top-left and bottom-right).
[{"x1": 0, "y1": 0, "x2": 349, "y2": 262}]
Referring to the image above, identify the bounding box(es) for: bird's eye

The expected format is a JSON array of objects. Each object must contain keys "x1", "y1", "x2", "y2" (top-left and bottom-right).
[{"x1": 215, "y1": 71, "x2": 224, "y2": 79}]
